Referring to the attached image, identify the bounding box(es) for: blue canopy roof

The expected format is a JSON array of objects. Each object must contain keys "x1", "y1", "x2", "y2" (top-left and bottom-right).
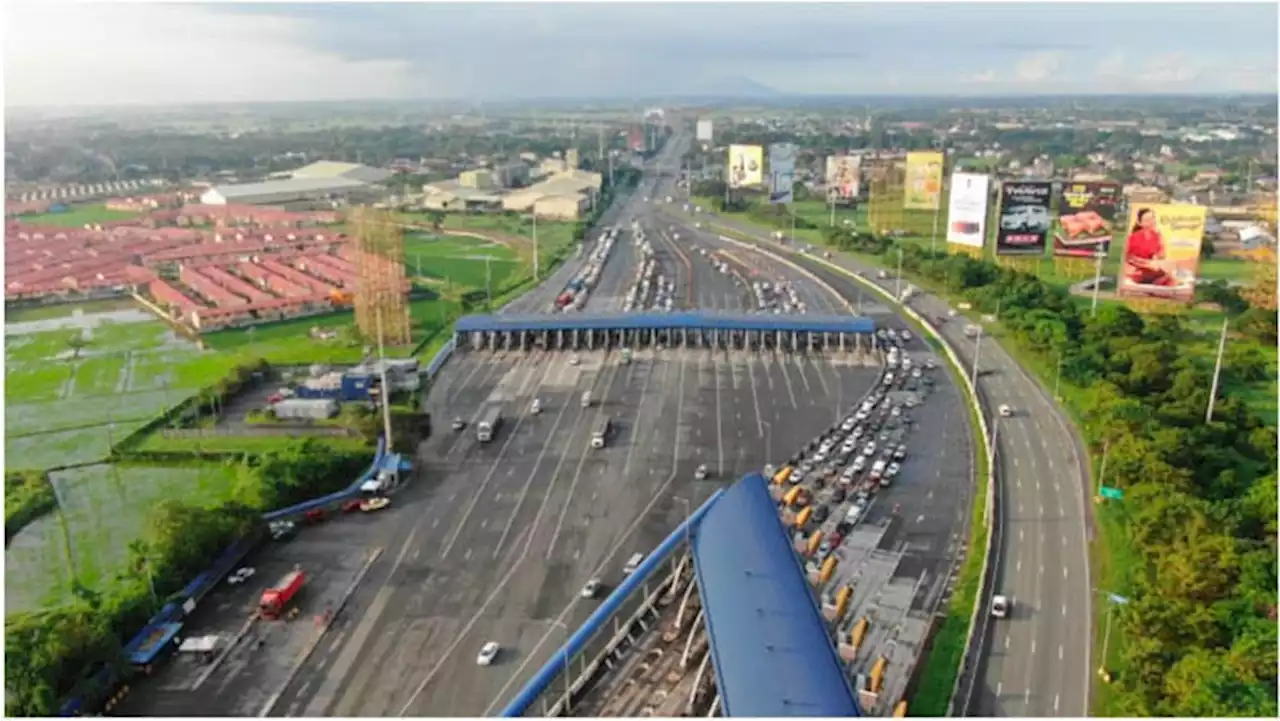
[
  {"x1": 692, "y1": 473, "x2": 862, "y2": 717},
  {"x1": 456, "y1": 311, "x2": 875, "y2": 335}
]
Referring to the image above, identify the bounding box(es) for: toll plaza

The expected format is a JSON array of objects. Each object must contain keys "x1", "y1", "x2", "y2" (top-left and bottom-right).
[
  {"x1": 454, "y1": 311, "x2": 877, "y2": 354},
  {"x1": 499, "y1": 474, "x2": 863, "y2": 718}
]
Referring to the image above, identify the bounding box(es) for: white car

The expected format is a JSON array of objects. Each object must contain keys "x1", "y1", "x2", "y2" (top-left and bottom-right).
[
  {"x1": 360, "y1": 497, "x2": 391, "y2": 512},
  {"x1": 477, "y1": 641, "x2": 501, "y2": 666},
  {"x1": 569, "y1": 355, "x2": 580, "y2": 366},
  {"x1": 227, "y1": 567, "x2": 256, "y2": 585},
  {"x1": 991, "y1": 595, "x2": 1011, "y2": 619},
  {"x1": 530, "y1": 398, "x2": 542, "y2": 415},
  {"x1": 580, "y1": 578, "x2": 603, "y2": 599},
  {"x1": 999, "y1": 404, "x2": 1013, "y2": 417}
]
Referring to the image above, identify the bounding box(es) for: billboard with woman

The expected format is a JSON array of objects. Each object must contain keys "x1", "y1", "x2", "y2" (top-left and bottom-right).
[{"x1": 1117, "y1": 204, "x2": 1207, "y2": 303}]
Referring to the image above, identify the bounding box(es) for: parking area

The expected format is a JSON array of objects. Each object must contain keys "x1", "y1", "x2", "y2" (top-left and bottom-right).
[
  {"x1": 247, "y1": 342, "x2": 881, "y2": 717},
  {"x1": 115, "y1": 525, "x2": 383, "y2": 717}
]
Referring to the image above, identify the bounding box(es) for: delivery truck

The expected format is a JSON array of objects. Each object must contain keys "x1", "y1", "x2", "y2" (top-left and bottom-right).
[
  {"x1": 259, "y1": 568, "x2": 305, "y2": 619},
  {"x1": 476, "y1": 403, "x2": 503, "y2": 443}
]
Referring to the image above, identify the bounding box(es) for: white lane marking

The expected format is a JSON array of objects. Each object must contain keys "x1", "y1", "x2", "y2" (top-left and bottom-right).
[
  {"x1": 1059, "y1": 645, "x2": 1064, "y2": 660},
  {"x1": 1031, "y1": 639, "x2": 1036, "y2": 655},
  {"x1": 778, "y1": 354, "x2": 800, "y2": 409},
  {"x1": 1013, "y1": 456, "x2": 1019, "y2": 468},
  {"x1": 1039, "y1": 565, "x2": 1044, "y2": 575},
  {"x1": 1016, "y1": 559, "x2": 1022, "y2": 573},
  {"x1": 1063, "y1": 567, "x2": 1069, "y2": 579},
  {"x1": 1019, "y1": 528, "x2": 1025, "y2": 541},
  {"x1": 1019, "y1": 503, "x2": 1024, "y2": 514},
  {"x1": 713, "y1": 354, "x2": 726, "y2": 475},
  {"x1": 746, "y1": 354, "x2": 766, "y2": 437},
  {"x1": 1004, "y1": 635, "x2": 1010, "y2": 650},
  {"x1": 1062, "y1": 603, "x2": 1067, "y2": 617},
  {"x1": 996, "y1": 682, "x2": 1003, "y2": 697},
  {"x1": 1039, "y1": 505, "x2": 1044, "y2": 516},
  {"x1": 1054, "y1": 694, "x2": 1060, "y2": 713}
]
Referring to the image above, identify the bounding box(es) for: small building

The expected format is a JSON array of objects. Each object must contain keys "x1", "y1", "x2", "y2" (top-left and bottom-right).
[
  {"x1": 459, "y1": 169, "x2": 498, "y2": 190},
  {"x1": 421, "y1": 180, "x2": 504, "y2": 212},
  {"x1": 533, "y1": 193, "x2": 589, "y2": 221}
]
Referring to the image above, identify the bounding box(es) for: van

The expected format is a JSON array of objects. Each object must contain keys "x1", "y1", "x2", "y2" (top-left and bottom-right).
[
  {"x1": 581, "y1": 391, "x2": 593, "y2": 408},
  {"x1": 623, "y1": 553, "x2": 645, "y2": 576},
  {"x1": 591, "y1": 417, "x2": 612, "y2": 449}
]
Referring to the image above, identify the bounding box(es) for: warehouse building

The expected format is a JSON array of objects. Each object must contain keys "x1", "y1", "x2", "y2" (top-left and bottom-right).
[
  {"x1": 501, "y1": 169, "x2": 602, "y2": 218},
  {"x1": 201, "y1": 161, "x2": 392, "y2": 208}
]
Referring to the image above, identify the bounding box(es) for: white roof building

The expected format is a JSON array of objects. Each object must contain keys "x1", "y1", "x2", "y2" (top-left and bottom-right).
[{"x1": 199, "y1": 177, "x2": 371, "y2": 206}]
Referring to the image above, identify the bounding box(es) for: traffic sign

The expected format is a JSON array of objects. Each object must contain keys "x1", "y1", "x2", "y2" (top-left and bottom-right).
[{"x1": 1099, "y1": 486, "x2": 1124, "y2": 500}]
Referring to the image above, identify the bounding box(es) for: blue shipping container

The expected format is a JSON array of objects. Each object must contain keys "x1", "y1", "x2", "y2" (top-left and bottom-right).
[
  {"x1": 341, "y1": 374, "x2": 372, "y2": 401},
  {"x1": 294, "y1": 385, "x2": 340, "y2": 400}
]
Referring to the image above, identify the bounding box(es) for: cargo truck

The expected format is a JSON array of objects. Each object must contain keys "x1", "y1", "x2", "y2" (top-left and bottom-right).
[
  {"x1": 476, "y1": 403, "x2": 503, "y2": 443},
  {"x1": 260, "y1": 568, "x2": 305, "y2": 619}
]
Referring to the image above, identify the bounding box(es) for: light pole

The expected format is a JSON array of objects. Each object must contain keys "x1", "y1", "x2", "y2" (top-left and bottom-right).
[
  {"x1": 1090, "y1": 250, "x2": 1104, "y2": 317},
  {"x1": 970, "y1": 325, "x2": 984, "y2": 389},
  {"x1": 549, "y1": 619, "x2": 574, "y2": 715},
  {"x1": 1096, "y1": 590, "x2": 1129, "y2": 680},
  {"x1": 895, "y1": 247, "x2": 904, "y2": 300},
  {"x1": 533, "y1": 213, "x2": 540, "y2": 281},
  {"x1": 1205, "y1": 317, "x2": 1229, "y2": 424}
]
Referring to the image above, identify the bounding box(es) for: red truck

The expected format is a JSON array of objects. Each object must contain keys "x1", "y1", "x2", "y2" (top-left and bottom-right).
[
  {"x1": 259, "y1": 568, "x2": 305, "y2": 619},
  {"x1": 555, "y1": 291, "x2": 574, "y2": 308}
]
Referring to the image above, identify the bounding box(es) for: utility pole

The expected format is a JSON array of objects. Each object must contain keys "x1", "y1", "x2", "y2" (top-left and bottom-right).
[
  {"x1": 375, "y1": 307, "x2": 394, "y2": 450},
  {"x1": 829, "y1": 191, "x2": 836, "y2": 228},
  {"x1": 895, "y1": 247, "x2": 904, "y2": 299},
  {"x1": 532, "y1": 213, "x2": 540, "y2": 281},
  {"x1": 1205, "y1": 317, "x2": 1229, "y2": 423},
  {"x1": 484, "y1": 256, "x2": 493, "y2": 311},
  {"x1": 1054, "y1": 354, "x2": 1064, "y2": 401},
  {"x1": 970, "y1": 325, "x2": 984, "y2": 389},
  {"x1": 1090, "y1": 250, "x2": 1105, "y2": 317}
]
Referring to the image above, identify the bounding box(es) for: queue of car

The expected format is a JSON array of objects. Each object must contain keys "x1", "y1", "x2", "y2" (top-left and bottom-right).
[{"x1": 769, "y1": 349, "x2": 937, "y2": 573}]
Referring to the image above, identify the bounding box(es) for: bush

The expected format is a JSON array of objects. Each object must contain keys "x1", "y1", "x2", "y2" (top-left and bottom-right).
[{"x1": 5, "y1": 470, "x2": 56, "y2": 544}]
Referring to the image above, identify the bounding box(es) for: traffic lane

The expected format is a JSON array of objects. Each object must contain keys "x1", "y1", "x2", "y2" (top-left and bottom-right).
[
  {"x1": 393, "y1": 351, "x2": 638, "y2": 717},
  {"x1": 583, "y1": 231, "x2": 637, "y2": 313},
  {"x1": 688, "y1": 229, "x2": 848, "y2": 316},
  {"x1": 269, "y1": 353, "x2": 572, "y2": 716}
]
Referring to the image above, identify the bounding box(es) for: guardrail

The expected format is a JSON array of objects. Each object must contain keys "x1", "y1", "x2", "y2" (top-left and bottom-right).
[
  {"x1": 424, "y1": 337, "x2": 456, "y2": 380},
  {"x1": 698, "y1": 220, "x2": 997, "y2": 717},
  {"x1": 498, "y1": 488, "x2": 726, "y2": 717}
]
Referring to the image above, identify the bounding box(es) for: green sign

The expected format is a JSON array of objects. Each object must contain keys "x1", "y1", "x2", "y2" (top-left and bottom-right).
[{"x1": 1100, "y1": 486, "x2": 1124, "y2": 500}]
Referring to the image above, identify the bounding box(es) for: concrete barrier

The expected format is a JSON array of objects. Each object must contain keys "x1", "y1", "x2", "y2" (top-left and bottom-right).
[{"x1": 702, "y1": 221, "x2": 996, "y2": 716}]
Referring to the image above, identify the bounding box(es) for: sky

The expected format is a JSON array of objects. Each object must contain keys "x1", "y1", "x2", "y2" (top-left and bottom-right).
[{"x1": 3, "y1": 1, "x2": 1278, "y2": 107}]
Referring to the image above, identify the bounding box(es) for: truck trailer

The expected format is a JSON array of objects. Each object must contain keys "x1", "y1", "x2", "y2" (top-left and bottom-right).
[
  {"x1": 260, "y1": 568, "x2": 305, "y2": 619},
  {"x1": 476, "y1": 403, "x2": 503, "y2": 443}
]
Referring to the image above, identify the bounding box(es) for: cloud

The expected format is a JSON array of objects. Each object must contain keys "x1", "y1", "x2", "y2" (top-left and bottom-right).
[
  {"x1": 963, "y1": 70, "x2": 998, "y2": 85},
  {"x1": 1014, "y1": 52, "x2": 1065, "y2": 83}
]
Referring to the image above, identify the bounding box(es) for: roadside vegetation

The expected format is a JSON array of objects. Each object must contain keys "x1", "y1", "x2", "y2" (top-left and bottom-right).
[
  {"x1": 701, "y1": 203, "x2": 1278, "y2": 717},
  {"x1": 3, "y1": 439, "x2": 374, "y2": 718}
]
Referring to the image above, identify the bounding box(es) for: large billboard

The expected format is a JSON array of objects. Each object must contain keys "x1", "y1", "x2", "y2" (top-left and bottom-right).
[
  {"x1": 727, "y1": 144, "x2": 763, "y2": 188},
  {"x1": 1053, "y1": 181, "x2": 1121, "y2": 257},
  {"x1": 904, "y1": 151, "x2": 944, "y2": 210},
  {"x1": 1117, "y1": 204, "x2": 1207, "y2": 302},
  {"x1": 945, "y1": 172, "x2": 991, "y2": 249},
  {"x1": 996, "y1": 181, "x2": 1053, "y2": 255},
  {"x1": 825, "y1": 155, "x2": 862, "y2": 201},
  {"x1": 628, "y1": 124, "x2": 645, "y2": 153},
  {"x1": 768, "y1": 143, "x2": 797, "y2": 204},
  {"x1": 696, "y1": 118, "x2": 713, "y2": 143}
]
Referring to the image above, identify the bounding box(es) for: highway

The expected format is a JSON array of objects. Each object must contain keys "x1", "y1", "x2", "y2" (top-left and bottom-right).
[
  {"x1": 260, "y1": 126, "x2": 885, "y2": 717},
  {"x1": 673, "y1": 208, "x2": 1092, "y2": 717}
]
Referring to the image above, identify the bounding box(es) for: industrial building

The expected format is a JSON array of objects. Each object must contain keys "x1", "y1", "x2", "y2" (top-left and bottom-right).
[
  {"x1": 199, "y1": 161, "x2": 391, "y2": 208},
  {"x1": 501, "y1": 169, "x2": 602, "y2": 219}
]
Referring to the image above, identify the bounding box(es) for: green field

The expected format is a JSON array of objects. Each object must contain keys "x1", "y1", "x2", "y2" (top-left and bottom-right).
[
  {"x1": 18, "y1": 203, "x2": 144, "y2": 228},
  {"x1": 5, "y1": 314, "x2": 245, "y2": 468},
  {"x1": 3, "y1": 463, "x2": 243, "y2": 613}
]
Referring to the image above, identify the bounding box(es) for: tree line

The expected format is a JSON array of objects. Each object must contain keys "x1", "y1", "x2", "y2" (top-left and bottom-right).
[
  {"x1": 3, "y1": 439, "x2": 375, "y2": 717},
  {"x1": 817, "y1": 224, "x2": 1276, "y2": 716}
]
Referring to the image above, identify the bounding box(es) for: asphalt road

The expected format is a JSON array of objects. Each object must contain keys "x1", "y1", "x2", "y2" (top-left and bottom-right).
[{"x1": 681, "y1": 210, "x2": 1092, "y2": 718}]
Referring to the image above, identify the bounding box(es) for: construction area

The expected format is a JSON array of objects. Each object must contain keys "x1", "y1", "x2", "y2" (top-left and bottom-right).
[{"x1": 349, "y1": 206, "x2": 412, "y2": 346}]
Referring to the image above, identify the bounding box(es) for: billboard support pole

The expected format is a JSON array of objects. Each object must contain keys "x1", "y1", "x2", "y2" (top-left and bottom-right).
[
  {"x1": 930, "y1": 204, "x2": 940, "y2": 254},
  {"x1": 830, "y1": 194, "x2": 835, "y2": 228},
  {"x1": 1205, "y1": 317, "x2": 1229, "y2": 424}
]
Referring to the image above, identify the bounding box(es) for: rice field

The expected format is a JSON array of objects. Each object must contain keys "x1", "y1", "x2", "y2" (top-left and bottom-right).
[
  {"x1": 5, "y1": 313, "x2": 243, "y2": 468},
  {"x1": 3, "y1": 463, "x2": 243, "y2": 613},
  {"x1": 16, "y1": 203, "x2": 144, "y2": 228}
]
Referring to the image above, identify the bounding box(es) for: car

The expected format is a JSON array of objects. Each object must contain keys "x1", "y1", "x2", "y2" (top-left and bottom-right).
[
  {"x1": 831, "y1": 487, "x2": 848, "y2": 503},
  {"x1": 891, "y1": 406, "x2": 902, "y2": 418},
  {"x1": 580, "y1": 578, "x2": 603, "y2": 599},
  {"x1": 999, "y1": 404, "x2": 1014, "y2": 417},
  {"x1": 812, "y1": 505, "x2": 830, "y2": 524},
  {"x1": 530, "y1": 398, "x2": 542, "y2": 415},
  {"x1": 900, "y1": 330, "x2": 913, "y2": 342},
  {"x1": 925, "y1": 359, "x2": 937, "y2": 370},
  {"x1": 991, "y1": 595, "x2": 1011, "y2": 619},
  {"x1": 863, "y1": 442, "x2": 876, "y2": 456},
  {"x1": 894, "y1": 444, "x2": 907, "y2": 460},
  {"x1": 885, "y1": 462, "x2": 901, "y2": 478},
  {"x1": 1000, "y1": 204, "x2": 1051, "y2": 232},
  {"x1": 360, "y1": 497, "x2": 391, "y2": 512},
  {"x1": 269, "y1": 520, "x2": 298, "y2": 541},
  {"x1": 569, "y1": 355, "x2": 581, "y2": 366},
  {"x1": 812, "y1": 450, "x2": 829, "y2": 464},
  {"x1": 911, "y1": 368, "x2": 922, "y2": 379},
  {"x1": 694, "y1": 464, "x2": 709, "y2": 480},
  {"x1": 227, "y1": 567, "x2": 256, "y2": 585},
  {"x1": 477, "y1": 641, "x2": 501, "y2": 666},
  {"x1": 452, "y1": 417, "x2": 467, "y2": 431}
]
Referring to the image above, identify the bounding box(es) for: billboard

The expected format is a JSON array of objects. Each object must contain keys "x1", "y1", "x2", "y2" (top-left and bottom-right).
[
  {"x1": 628, "y1": 124, "x2": 645, "y2": 153},
  {"x1": 996, "y1": 181, "x2": 1053, "y2": 255},
  {"x1": 825, "y1": 155, "x2": 862, "y2": 200},
  {"x1": 1117, "y1": 204, "x2": 1207, "y2": 302},
  {"x1": 768, "y1": 143, "x2": 797, "y2": 204},
  {"x1": 728, "y1": 144, "x2": 764, "y2": 188},
  {"x1": 904, "y1": 151, "x2": 944, "y2": 210},
  {"x1": 1053, "y1": 181, "x2": 1121, "y2": 257},
  {"x1": 945, "y1": 172, "x2": 991, "y2": 248},
  {"x1": 696, "y1": 118, "x2": 713, "y2": 143}
]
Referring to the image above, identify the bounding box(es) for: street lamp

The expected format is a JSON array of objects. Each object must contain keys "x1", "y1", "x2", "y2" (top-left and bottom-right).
[
  {"x1": 549, "y1": 619, "x2": 574, "y2": 715},
  {"x1": 673, "y1": 495, "x2": 693, "y2": 551}
]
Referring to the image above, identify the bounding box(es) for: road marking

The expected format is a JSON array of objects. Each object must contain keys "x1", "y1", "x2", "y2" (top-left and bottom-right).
[
  {"x1": 1031, "y1": 639, "x2": 1036, "y2": 655},
  {"x1": 1019, "y1": 529, "x2": 1024, "y2": 541},
  {"x1": 1018, "y1": 503, "x2": 1024, "y2": 514},
  {"x1": 746, "y1": 355, "x2": 766, "y2": 437},
  {"x1": 1038, "y1": 505, "x2": 1044, "y2": 516},
  {"x1": 1016, "y1": 559, "x2": 1021, "y2": 573},
  {"x1": 1004, "y1": 635, "x2": 1010, "y2": 650},
  {"x1": 1039, "y1": 564, "x2": 1044, "y2": 575},
  {"x1": 1059, "y1": 644, "x2": 1064, "y2": 660},
  {"x1": 1016, "y1": 478, "x2": 1021, "y2": 489},
  {"x1": 1062, "y1": 603, "x2": 1067, "y2": 617},
  {"x1": 996, "y1": 682, "x2": 1003, "y2": 697},
  {"x1": 713, "y1": 354, "x2": 726, "y2": 475},
  {"x1": 1063, "y1": 567, "x2": 1069, "y2": 579},
  {"x1": 779, "y1": 355, "x2": 800, "y2": 409},
  {"x1": 1054, "y1": 694, "x2": 1060, "y2": 712},
  {"x1": 439, "y1": 359, "x2": 553, "y2": 559},
  {"x1": 622, "y1": 354, "x2": 664, "y2": 478}
]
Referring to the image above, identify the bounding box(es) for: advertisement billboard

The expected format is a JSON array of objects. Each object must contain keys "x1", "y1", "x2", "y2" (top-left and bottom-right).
[
  {"x1": 904, "y1": 151, "x2": 944, "y2": 210},
  {"x1": 945, "y1": 172, "x2": 990, "y2": 248},
  {"x1": 1053, "y1": 181, "x2": 1121, "y2": 257},
  {"x1": 996, "y1": 181, "x2": 1053, "y2": 255},
  {"x1": 628, "y1": 124, "x2": 645, "y2": 153},
  {"x1": 768, "y1": 143, "x2": 797, "y2": 204},
  {"x1": 696, "y1": 118, "x2": 713, "y2": 143},
  {"x1": 825, "y1": 155, "x2": 862, "y2": 201},
  {"x1": 727, "y1": 144, "x2": 764, "y2": 188},
  {"x1": 1117, "y1": 204, "x2": 1207, "y2": 302}
]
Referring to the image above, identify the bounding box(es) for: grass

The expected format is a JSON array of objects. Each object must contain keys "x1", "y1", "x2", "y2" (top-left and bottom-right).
[
  {"x1": 134, "y1": 432, "x2": 372, "y2": 456},
  {"x1": 3, "y1": 463, "x2": 244, "y2": 613},
  {"x1": 18, "y1": 203, "x2": 144, "y2": 228},
  {"x1": 5, "y1": 297, "x2": 140, "y2": 324},
  {"x1": 5, "y1": 423, "x2": 149, "y2": 471}
]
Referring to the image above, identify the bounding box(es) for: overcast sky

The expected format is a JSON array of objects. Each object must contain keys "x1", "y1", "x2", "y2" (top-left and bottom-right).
[{"x1": 4, "y1": 1, "x2": 1277, "y2": 107}]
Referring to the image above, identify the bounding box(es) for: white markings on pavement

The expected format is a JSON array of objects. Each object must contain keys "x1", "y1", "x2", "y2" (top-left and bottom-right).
[
  {"x1": 746, "y1": 355, "x2": 766, "y2": 437},
  {"x1": 996, "y1": 682, "x2": 1003, "y2": 697},
  {"x1": 1016, "y1": 560, "x2": 1022, "y2": 573},
  {"x1": 1063, "y1": 567, "x2": 1069, "y2": 579},
  {"x1": 713, "y1": 355, "x2": 726, "y2": 475},
  {"x1": 1058, "y1": 645, "x2": 1064, "y2": 660},
  {"x1": 779, "y1": 356, "x2": 800, "y2": 409},
  {"x1": 1004, "y1": 635, "x2": 1010, "y2": 650},
  {"x1": 915, "y1": 514, "x2": 925, "y2": 524},
  {"x1": 1019, "y1": 528, "x2": 1025, "y2": 541},
  {"x1": 1054, "y1": 694, "x2": 1061, "y2": 713},
  {"x1": 1031, "y1": 640, "x2": 1036, "y2": 655},
  {"x1": 1062, "y1": 603, "x2": 1068, "y2": 617}
]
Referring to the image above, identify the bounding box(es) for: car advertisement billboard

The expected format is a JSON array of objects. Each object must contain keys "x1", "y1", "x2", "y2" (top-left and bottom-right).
[
  {"x1": 728, "y1": 144, "x2": 764, "y2": 188},
  {"x1": 696, "y1": 118, "x2": 713, "y2": 143},
  {"x1": 1117, "y1": 203, "x2": 1207, "y2": 302},
  {"x1": 945, "y1": 172, "x2": 990, "y2": 248},
  {"x1": 768, "y1": 143, "x2": 797, "y2": 204},
  {"x1": 825, "y1": 155, "x2": 862, "y2": 201},
  {"x1": 904, "y1": 151, "x2": 944, "y2": 210},
  {"x1": 1053, "y1": 181, "x2": 1121, "y2": 257},
  {"x1": 996, "y1": 181, "x2": 1053, "y2": 255}
]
